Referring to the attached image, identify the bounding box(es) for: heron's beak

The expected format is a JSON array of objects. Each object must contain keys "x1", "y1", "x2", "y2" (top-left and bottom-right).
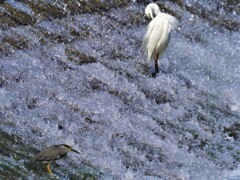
[{"x1": 71, "y1": 149, "x2": 80, "y2": 154}]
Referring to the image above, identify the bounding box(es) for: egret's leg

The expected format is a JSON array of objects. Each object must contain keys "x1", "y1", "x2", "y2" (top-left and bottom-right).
[
  {"x1": 47, "y1": 161, "x2": 53, "y2": 174},
  {"x1": 155, "y1": 53, "x2": 159, "y2": 74},
  {"x1": 151, "y1": 52, "x2": 159, "y2": 77}
]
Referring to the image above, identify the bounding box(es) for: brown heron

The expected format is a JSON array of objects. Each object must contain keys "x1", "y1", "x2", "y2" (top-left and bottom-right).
[{"x1": 34, "y1": 144, "x2": 80, "y2": 174}]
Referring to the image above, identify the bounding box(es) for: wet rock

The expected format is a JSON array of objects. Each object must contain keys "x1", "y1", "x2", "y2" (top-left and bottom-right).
[{"x1": 66, "y1": 48, "x2": 97, "y2": 65}]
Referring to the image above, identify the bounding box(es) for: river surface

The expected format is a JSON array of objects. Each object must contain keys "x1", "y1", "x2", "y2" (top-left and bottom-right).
[{"x1": 0, "y1": 0, "x2": 239, "y2": 179}]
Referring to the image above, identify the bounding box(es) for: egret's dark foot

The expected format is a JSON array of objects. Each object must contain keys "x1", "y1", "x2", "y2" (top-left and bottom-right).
[
  {"x1": 150, "y1": 67, "x2": 158, "y2": 77},
  {"x1": 151, "y1": 71, "x2": 157, "y2": 78}
]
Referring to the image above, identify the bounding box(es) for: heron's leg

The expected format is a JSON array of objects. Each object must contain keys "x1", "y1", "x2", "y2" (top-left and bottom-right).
[{"x1": 47, "y1": 161, "x2": 53, "y2": 174}]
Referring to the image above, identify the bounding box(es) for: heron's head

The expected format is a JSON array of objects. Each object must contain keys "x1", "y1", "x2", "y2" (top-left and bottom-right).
[
  {"x1": 145, "y1": 3, "x2": 161, "y2": 19},
  {"x1": 61, "y1": 144, "x2": 80, "y2": 154}
]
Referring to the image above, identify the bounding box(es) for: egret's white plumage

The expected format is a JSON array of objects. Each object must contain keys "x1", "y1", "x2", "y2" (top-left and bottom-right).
[{"x1": 143, "y1": 3, "x2": 177, "y2": 76}]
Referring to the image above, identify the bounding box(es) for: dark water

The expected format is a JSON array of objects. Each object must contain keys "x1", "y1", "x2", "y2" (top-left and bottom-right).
[{"x1": 0, "y1": 0, "x2": 239, "y2": 179}]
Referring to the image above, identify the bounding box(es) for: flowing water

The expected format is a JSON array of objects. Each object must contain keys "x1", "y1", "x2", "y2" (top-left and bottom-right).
[{"x1": 0, "y1": 0, "x2": 239, "y2": 179}]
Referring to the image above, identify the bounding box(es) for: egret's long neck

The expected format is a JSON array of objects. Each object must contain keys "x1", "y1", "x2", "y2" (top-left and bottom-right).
[
  {"x1": 151, "y1": 8, "x2": 160, "y2": 19},
  {"x1": 145, "y1": 3, "x2": 161, "y2": 19},
  {"x1": 146, "y1": 7, "x2": 160, "y2": 19}
]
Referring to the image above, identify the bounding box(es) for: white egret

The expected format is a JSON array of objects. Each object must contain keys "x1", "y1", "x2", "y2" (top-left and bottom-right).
[{"x1": 143, "y1": 3, "x2": 177, "y2": 77}]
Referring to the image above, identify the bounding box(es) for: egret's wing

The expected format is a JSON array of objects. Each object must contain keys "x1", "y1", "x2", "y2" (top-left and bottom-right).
[
  {"x1": 143, "y1": 20, "x2": 156, "y2": 45},
  {"x1": 143, "y1": 16, "x2": 164, "y2": 60},
  {"x1": 155, "y1": 14, "x2": 178, "y2": 58},
  {"x1": 143, "y1": 23, "x2": 152, "y2": 54},
  {"x1": 143, "y1": 13, "x2": 177, "y2": 61},
  {"x1": 168, "y1": 15, "x2": 178, "y2": 32}
]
